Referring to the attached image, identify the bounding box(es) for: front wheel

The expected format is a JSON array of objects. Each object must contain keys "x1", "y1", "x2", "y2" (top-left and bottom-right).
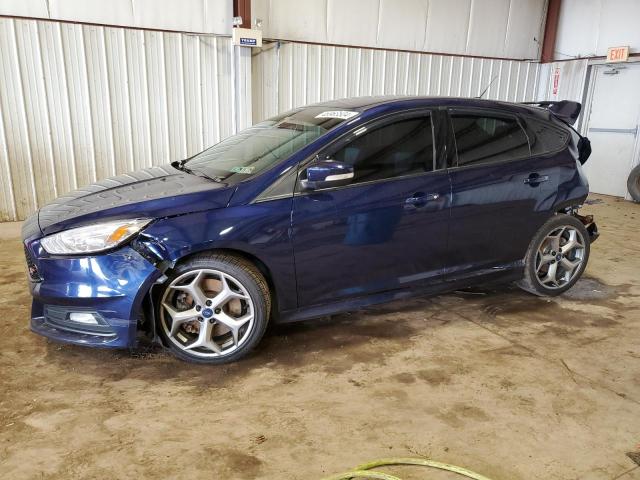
[
  {"x1": 517, "y1": 214, "x2": 590, "y2": 296},
  {"x1": 156, "y1": 253, "x2": 271, "y2": 364}
]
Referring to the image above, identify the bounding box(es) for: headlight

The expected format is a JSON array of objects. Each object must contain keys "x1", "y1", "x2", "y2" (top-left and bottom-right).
[{"x1": 41, "y1": 219, "x2": 152, "y2": 255}]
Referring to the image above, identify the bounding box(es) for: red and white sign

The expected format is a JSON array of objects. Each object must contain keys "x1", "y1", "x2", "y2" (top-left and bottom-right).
[
  {"x1": 552, "y1": 68, "x2": 560, "y2": 95},
  {"x1": 607, "y1": 46, "x2": 629, "y2": 63}
]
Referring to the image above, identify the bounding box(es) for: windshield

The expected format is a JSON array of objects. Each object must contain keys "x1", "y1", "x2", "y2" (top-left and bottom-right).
[{"x1": 184, "y1": 107, "x2": 358, "y2": 182}]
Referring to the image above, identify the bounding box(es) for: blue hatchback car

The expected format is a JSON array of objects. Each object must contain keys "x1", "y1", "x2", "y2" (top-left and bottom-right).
[{"x1": 23, "y1": 96, "x2": 598, "y2": 363}]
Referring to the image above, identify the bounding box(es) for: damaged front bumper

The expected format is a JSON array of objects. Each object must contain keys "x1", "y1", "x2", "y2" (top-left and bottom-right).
[{"x1": 24, "y1": 238, "x2": 162, "y2": 348}]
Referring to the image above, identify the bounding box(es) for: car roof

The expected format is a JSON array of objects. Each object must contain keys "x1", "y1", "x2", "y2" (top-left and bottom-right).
[{"x1": 309, "y1": 95, "x2": 546, "y2": 118}]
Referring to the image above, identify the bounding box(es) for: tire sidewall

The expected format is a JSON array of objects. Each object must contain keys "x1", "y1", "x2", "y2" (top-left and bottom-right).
[
  {"x1": 628, "y1": 164, "x2": 640, "y2": 202},
  {"x1": 156, "y1": 255, "x2": 269, "y2": 364}
]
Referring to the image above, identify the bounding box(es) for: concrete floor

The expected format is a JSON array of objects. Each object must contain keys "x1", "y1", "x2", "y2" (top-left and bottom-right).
[{"x1": 0, "y1": 194, "x2": 639, "y2": 480}]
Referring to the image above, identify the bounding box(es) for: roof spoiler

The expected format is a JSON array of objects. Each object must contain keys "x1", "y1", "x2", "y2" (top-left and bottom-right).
[{"x1": 521, "y1": 100, "x2": 581, "y2": 125}]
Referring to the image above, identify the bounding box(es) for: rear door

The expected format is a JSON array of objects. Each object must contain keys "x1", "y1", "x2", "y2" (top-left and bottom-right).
[
  {"x1": 445, "y1": 109, "x2": 564, "y2": 280},
  {"x1": 291, "y1": 110, "x2": 451, "y2": 307}
]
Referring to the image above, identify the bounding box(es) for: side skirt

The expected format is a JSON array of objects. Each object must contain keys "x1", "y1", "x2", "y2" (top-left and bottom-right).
[{"x1": 276, "y1": 266, "x2": 524, "y2": 324}]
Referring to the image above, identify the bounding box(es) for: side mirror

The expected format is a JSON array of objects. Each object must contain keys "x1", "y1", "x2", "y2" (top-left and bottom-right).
[{"x1": 301, "y1": 160, "x2": 354, "y2": 190}]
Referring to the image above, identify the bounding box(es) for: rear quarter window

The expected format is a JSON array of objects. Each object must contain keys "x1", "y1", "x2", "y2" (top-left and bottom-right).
[
  {"x1": 524, "y1": 117, "x2": 570, "y2": 155},
  {"x1": 450, "y1": 114, "x2": 530, "y2": 167}
]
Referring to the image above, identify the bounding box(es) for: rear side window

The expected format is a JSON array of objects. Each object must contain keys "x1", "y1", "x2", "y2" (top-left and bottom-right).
[
  {"x1": 524, "y1": 117, "x2": 570, "y2": 155},
  {"x1": 332, "y1": 116, "x2": 435, "y2": 184},
  {"x1": 450, "y1": 114, "x2": 529, "y2": 167}
]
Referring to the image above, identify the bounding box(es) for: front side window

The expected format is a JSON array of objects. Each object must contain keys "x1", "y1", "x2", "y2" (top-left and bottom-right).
[
  {"x1": 185, "y1": 107, "x2": 353, "y2": 183},
  {"x1": 331, "y1": 116, "x2": 435, "y2": 185},
  {"x1": 450, "y1": 114, "x2": 529, "y2": 167}
]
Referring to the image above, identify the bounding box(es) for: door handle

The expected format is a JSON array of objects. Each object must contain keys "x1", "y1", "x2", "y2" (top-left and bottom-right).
[
  {"x1": 405, "y1": 192, "x2": 439, "y2": 207},
  {"x1": 524, "y1": 173, "x2": 549, "y2": 185}
]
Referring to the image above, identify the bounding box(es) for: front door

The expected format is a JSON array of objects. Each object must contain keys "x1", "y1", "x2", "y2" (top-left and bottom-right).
[
  {"x1": 291, "y1": 112, "x2": 450, "y2": 307},
  {"x1": 583, "y1": 63, "x2": 640, "y2": 198}
]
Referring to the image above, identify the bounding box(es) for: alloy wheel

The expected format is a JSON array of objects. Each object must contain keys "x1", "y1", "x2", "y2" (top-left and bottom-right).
[
  {"x1": 159, "y1": 268, "x2": 255, "y2": 358},
  {"x1": 534, "y1": 226, "x2": 586, "y2": 290}
]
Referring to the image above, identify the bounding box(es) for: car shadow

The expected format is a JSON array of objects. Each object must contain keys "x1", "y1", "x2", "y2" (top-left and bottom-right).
[{"x1": 42, "y1": 277, "x2": 621, "y2": 386}]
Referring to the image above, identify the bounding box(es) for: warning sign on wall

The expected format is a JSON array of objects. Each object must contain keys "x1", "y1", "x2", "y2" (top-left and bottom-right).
[{"x1": 552, "y1": 68, "x2": 560, "y2": 96}]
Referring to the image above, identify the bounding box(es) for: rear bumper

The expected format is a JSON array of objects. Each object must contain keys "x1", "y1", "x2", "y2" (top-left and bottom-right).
[
  {"x1": 576, "y1": 212, "x2": 599, "y2": 244},
  {"x1": 587, "y1": 222, "x2": 599, "y2": 243},
  {"x1": 25, "y1": 242, "x2": 161, "y2": 348}
]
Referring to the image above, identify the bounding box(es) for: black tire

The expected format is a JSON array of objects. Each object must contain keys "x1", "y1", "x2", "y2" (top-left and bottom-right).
[
  {"x1": 628, "y1": 164, "x2": 640, "y2": 202},
  {"x1": 156, "y1": 252, "x2": 271, "y2": 364},
  {"x1": 517, "y1": 214, "x2": 590, "y2": 297}
]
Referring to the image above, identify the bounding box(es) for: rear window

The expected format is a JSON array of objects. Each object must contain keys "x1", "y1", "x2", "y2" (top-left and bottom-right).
[
  {"x1": 450, "y1": 114, "x2": 530, "y2": 167},
  {"x1": 524, "y1": 117, "x2": 570, "y2": 155}
]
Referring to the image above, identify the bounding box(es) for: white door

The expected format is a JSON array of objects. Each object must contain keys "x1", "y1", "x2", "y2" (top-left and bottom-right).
[{"x1": 583, "y1": 63, "x2": 640, "y2": 198}]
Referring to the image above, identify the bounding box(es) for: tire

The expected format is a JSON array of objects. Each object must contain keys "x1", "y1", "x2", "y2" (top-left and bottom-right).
[
  {"x1": 628, "y1": 164, "x2": 640, "y2": 202},
  {"x1": 156, "y1": 252, "x2": 271, "y2": 364},
  {"x1": 517, "y1": 214, "x2": 590, "y2": 297}
]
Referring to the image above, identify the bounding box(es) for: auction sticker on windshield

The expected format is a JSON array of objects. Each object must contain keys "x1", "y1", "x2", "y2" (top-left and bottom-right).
[
  {"x1": 230, "y1": 166, "x2": 255, "y2": 174},
  {"x1": 315, "y1": 111, "x2": 359, "y2": 120}
]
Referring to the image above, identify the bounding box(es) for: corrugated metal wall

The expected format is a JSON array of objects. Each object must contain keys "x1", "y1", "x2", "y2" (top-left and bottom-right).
[
  {"x1": 537, "y1": 60, "x2": 589, "y2": 104},
  {"x1": 2, "y1": 0, "x2": 233, "y2": 35},
  {"x1": 0, "y1": 17, "x2": 250, "y2": 222},
  {"x1": 0, "y1": 17, "x2": 550, "y2": 222},
  {"x1": 252, "y1": 42, "x2": 544, "y2": 123}
]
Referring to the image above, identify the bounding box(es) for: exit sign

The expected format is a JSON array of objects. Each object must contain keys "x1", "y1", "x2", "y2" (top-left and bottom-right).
[{"x1": 607, "y1": 46, "x2": 629, "y2": 63}]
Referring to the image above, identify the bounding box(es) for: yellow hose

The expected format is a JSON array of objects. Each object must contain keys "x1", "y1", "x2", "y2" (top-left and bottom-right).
[{"x1": 321, "y1": 457, "x2": 495, "y2": 480}]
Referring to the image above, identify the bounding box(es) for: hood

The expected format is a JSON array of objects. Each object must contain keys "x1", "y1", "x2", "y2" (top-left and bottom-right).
[{"x1": 35, "y1": 165, "x2": 235, "y2": 237}]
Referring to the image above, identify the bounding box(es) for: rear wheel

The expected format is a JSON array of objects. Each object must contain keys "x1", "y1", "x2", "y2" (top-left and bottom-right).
[
  {"x1": 156, "y1": 253, "x2": 270, "y2": 364},
  {"x1": 628, "y1": 164, "x2": 640, "y2": 202},
  {"x1": 517, "y1": 214, "x2": 590, "y2": 296}
]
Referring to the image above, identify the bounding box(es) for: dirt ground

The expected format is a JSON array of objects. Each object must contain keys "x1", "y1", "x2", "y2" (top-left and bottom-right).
[{"x1": 1, "y1": 194, "x2": 639, "y2": 480}]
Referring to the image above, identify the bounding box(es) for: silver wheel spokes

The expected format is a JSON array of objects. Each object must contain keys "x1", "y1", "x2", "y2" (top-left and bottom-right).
[
  {"x1": 535, "y1": 226, "x2": 585, "y2": 289},
  {"x1": 160, "y1": 269, "x2": 254, "y2": 357}
]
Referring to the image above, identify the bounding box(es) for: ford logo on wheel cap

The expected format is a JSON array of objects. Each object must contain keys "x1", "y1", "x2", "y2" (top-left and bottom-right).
[{"x1": 201, "y1": 308, "x2": 214, "y2": 318}]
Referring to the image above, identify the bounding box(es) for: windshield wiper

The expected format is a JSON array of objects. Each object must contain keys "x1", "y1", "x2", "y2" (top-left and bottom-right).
[
  {"x1": 171, "y1": 160, "x2": 226, "y2": 183},
  {"x1": 171, "y1": 159, "x2": 195, "y2": 174}
]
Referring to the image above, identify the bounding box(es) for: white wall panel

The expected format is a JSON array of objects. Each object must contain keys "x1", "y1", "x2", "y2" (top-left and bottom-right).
[
  {"x1": 505, "y1": 0, "x2": 546, "y2": 58},
  {"x1": 595, "y1": 0, "x2": 640, "y2": 55},
  {"x1": 377, "y1": 0, "x2": 428, "y2": 52},
  {"x1": 0, "y1": 17, "x2": 248, "y2": 221},
  {"x1": 466, "y1": 0, "x2": 510, "y2": 57},
  {"x1": 253, "y1": 0, "x2": 546, "y2": 60},
  {"x1": 252, "y1": 41, "x2": 543, "y2": 123},
  {"x1": 326, "y1": 0, "x2": 378, "y2": 48},
  {"x1": 84, "y1": 25, "x2": 116, "y2": 180},
  {"x1": 236, "y1": 46, "x2": 254, "y2": 130},
  {"x1": 555, "y1": 0, "x2": 640, "y2": 59},
  {"x1": 0, "y1": 19, "x2": 38, "y2": 220},
  {"x1": 261, "y1": 0, "x2": 328, "y2": 44},
  {"x1": 38, "y1": 21, "x2": 78, "y2": 197},
  {"x1": 62, "y1": 23, "x2": 97, "y2": 188},
  {"x1": 536, "y1": 59, "x2": 589, "y2": 104},
  {"x1": 0, "y1": 81, "x2": 15, "y2": 221},
  {"x1": 424, "y1": 0, "x2": 471, "y2": 57},
  {"x1": 0, "y1": 0, "x2": 232, "y2": 35},
  {"x1": 15, "y1": 20, "x2": 56, "y2": 209}
]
